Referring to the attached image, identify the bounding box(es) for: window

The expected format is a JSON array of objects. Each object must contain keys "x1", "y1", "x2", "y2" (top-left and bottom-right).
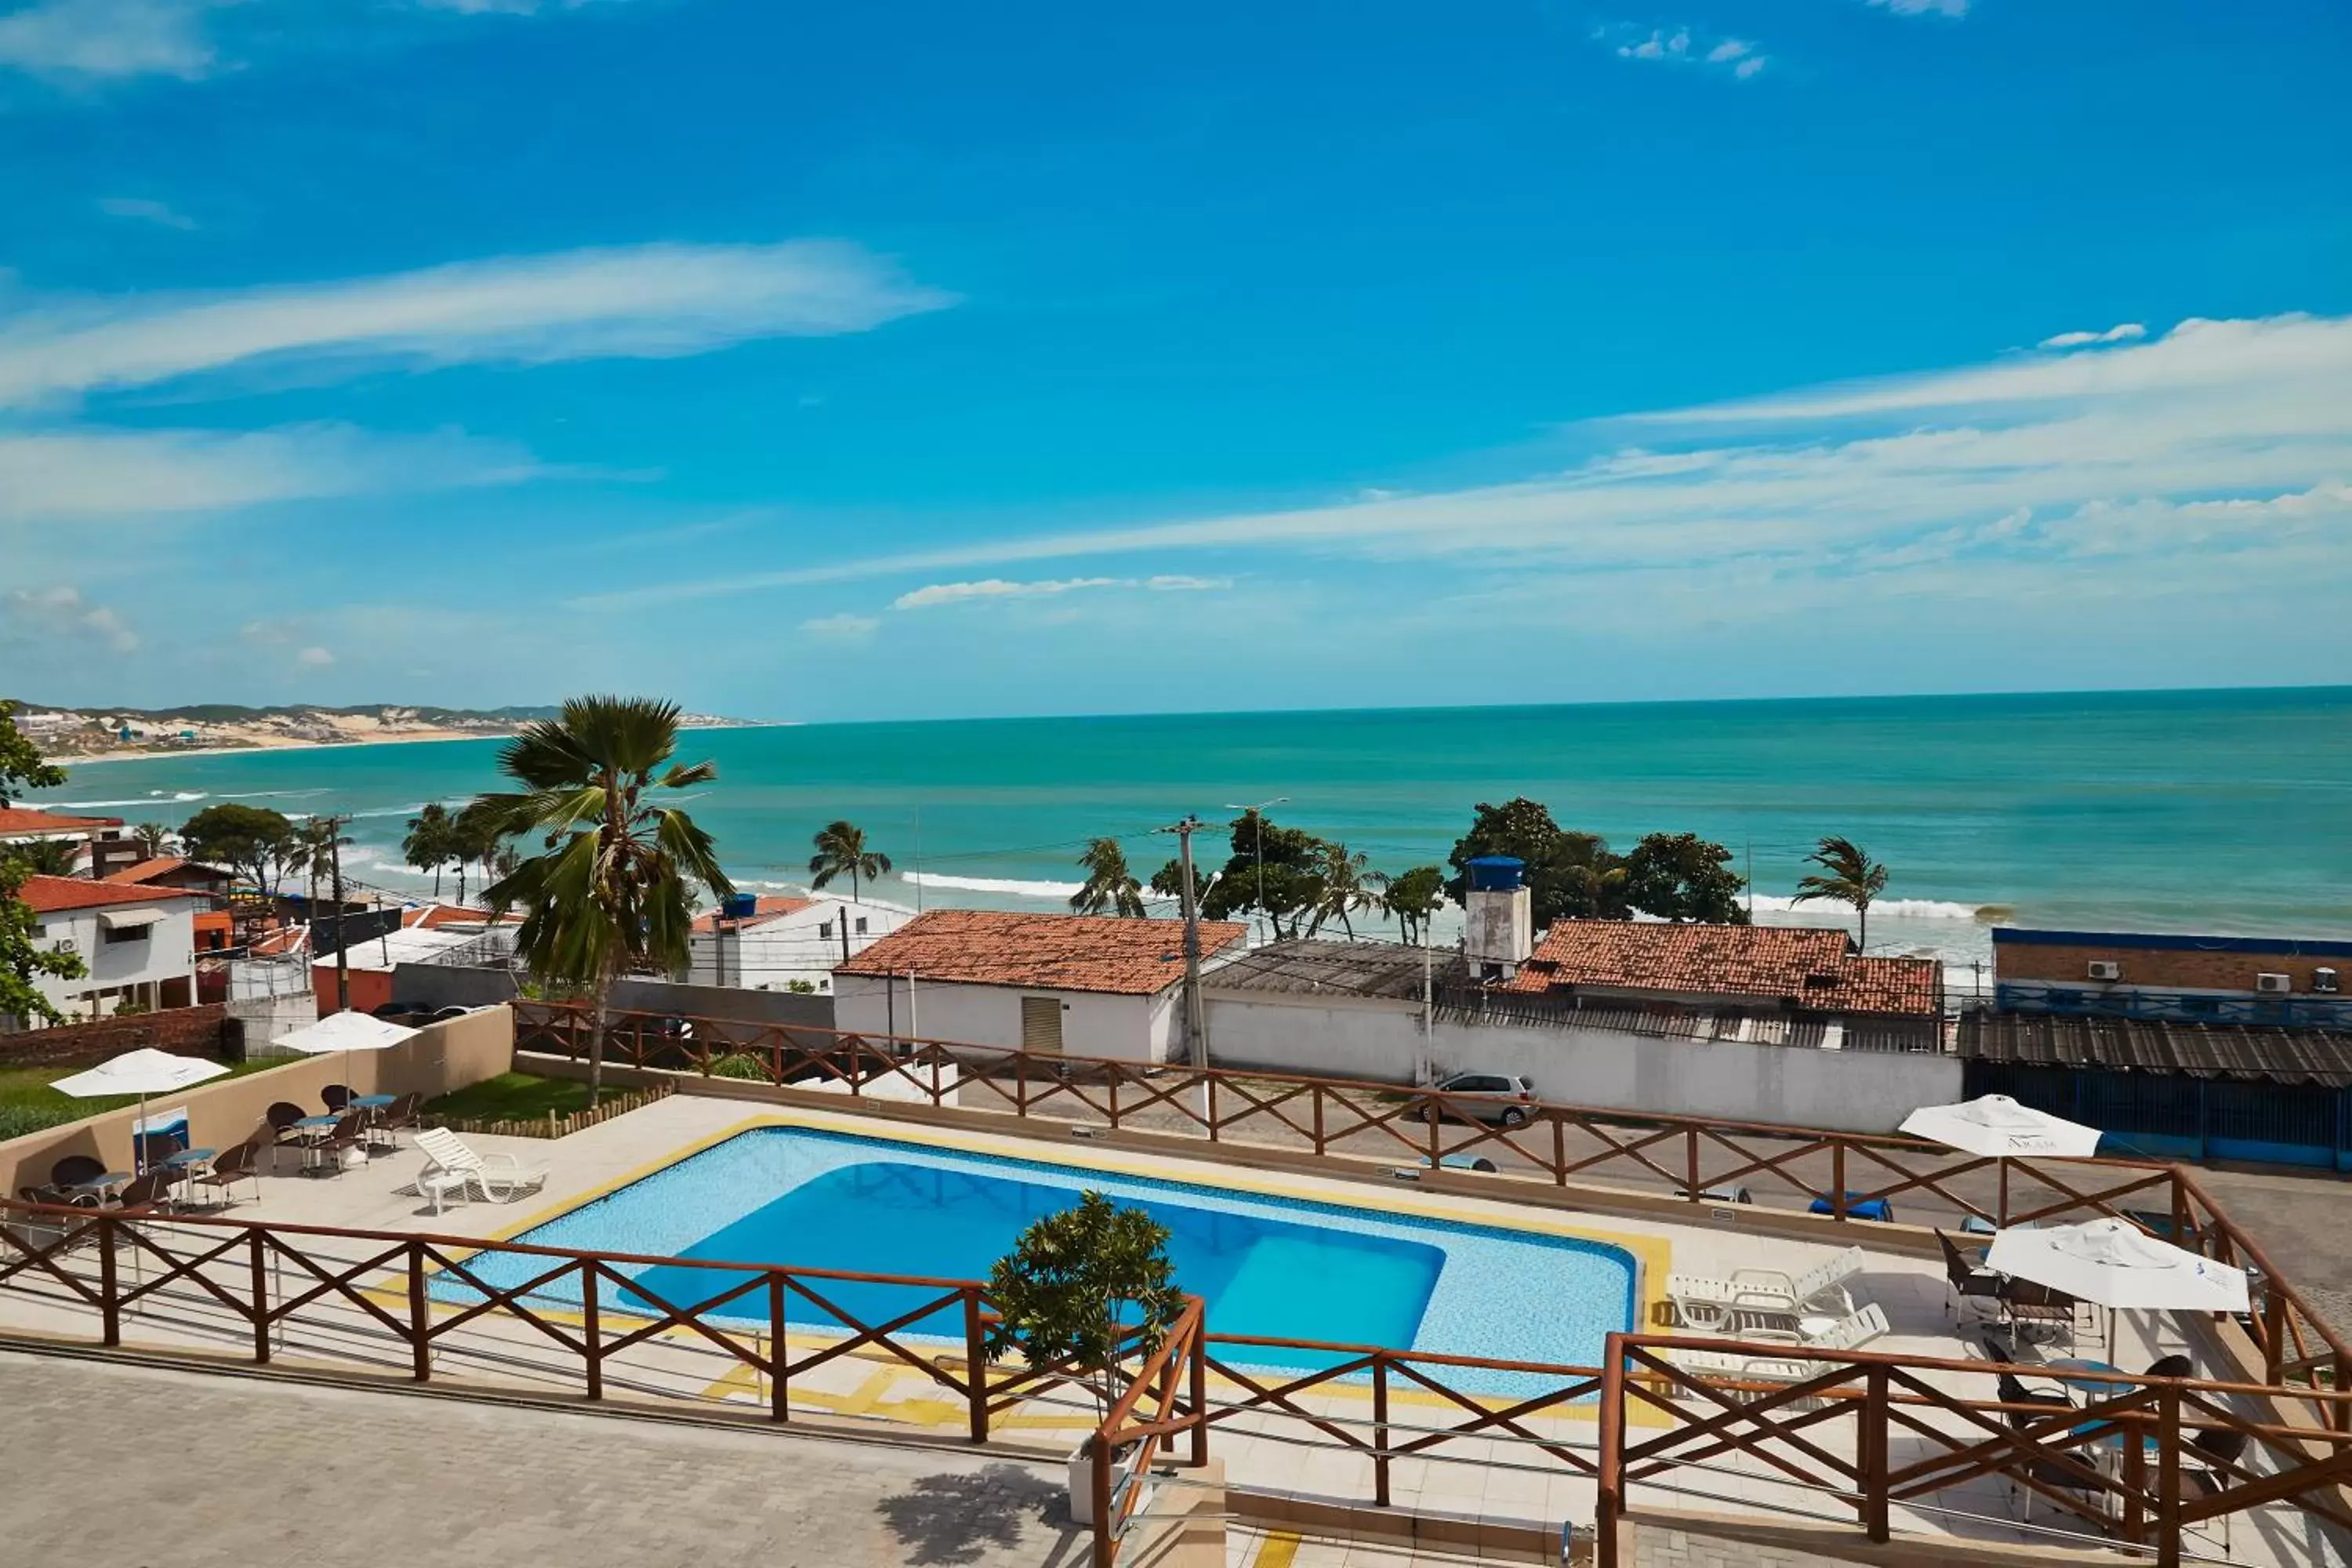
[
  {"x1": 28, "y1": 923, "x2": 44, "y2": 939},
  {"x1": 1020, "y1": 996, "x2": 1065, "y2": 1054},
  {"x1": 818, "y1": 921, "x2": 833, "y2": 939},
  {"x1": 101, "y1": 924, "x2": 151, "y2": 946},
  {"x1": 855, "y1": 917, "x2": 869, "y2": 935}
]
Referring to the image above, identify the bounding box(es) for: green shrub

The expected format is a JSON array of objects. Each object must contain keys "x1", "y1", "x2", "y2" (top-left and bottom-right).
[{"x1": 708, "y1": 1052, "x2": 772, "y2": 1082}]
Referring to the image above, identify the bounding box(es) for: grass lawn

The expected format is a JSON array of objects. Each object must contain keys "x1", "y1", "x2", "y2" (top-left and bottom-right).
[
  {"x1": 423, "y1": 1071, "x2": 593, "y2": 1123},
  {"x1": 0, "y1": 1058, "x2": 282, "y2": 1141}
]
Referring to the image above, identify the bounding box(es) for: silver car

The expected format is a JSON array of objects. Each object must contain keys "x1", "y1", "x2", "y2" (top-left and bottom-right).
[{"x1": 1425, "y1": 1071, "x2": 1537, "y2": 1128}]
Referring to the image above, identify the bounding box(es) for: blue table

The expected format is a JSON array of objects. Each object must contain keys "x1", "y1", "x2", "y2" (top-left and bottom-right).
[
  {"x1": 351, "y1": 1094, "x2": 395, "y2": 1110},
  {"x1": 1809, "y1": 1192, "x2": 1894, "y2": 1222},
  {"x1": 160, "y1": 1146, "x2": 218, "y2": 1203},
  {"x1": 62, "y1": 1171, "x2": 131, "y2": 1200}
]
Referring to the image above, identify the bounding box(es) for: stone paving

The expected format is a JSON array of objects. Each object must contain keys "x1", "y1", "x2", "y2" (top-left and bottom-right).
[{"x1": 0, "y1": 1348, "x2": 1092, "y2": 1568}]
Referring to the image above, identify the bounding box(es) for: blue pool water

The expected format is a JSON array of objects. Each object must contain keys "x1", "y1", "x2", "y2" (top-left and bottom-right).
[{"x1": 446, "y1": 1126, "x2": 1638, "y2": 1370}]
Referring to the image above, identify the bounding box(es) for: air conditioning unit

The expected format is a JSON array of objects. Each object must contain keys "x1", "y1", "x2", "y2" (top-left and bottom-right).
[
  {"x1": 53, "y1": 938, "x2": 78, "y2": 956},
  {"x1": 2255, "y1": 973, "x2": 2293, "y2": 995},
  {"x1": 2316, "y1": 968, "x2": 2342, "y2": 994},
  {"x1": 2087, "y1": 960, "x2": 2122, "y2": 982}
]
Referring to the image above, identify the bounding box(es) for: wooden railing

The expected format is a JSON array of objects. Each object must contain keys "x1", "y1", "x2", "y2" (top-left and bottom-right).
[
  {"x1": 0, "y1": 1200, "x2": 1105, "y2": 1443},
  {"x1": 1092, "y1": 1298, "x2": 1210, "y2": 1567},
  {"x1": 514, "y1": 1000, "x2": 2352, "y2": 1423}
]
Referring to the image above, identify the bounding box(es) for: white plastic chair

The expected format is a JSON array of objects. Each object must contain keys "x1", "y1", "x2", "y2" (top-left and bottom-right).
[
  {"x1": 415, "y1": 1127, "x2": 550, "y2": 1204},
  {"x1": 1668, "y1": 1244, "x2": 1864, "y2": 1327}
]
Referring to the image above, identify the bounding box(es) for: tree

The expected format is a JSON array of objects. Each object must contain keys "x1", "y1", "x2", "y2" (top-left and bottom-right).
[
  {"x1": 808, "y1": 819, "x2": 891, "y2": 902},
  {"x1": 1446, "y1": 797, "x2": 1628, "y2": 924},
  {"x1": 1184, "y1": 810, "x2": 1332, "y2": 938},
  {"x1": 0, "y1": 701, "x2": 66, "y2": 805},
  {"x1": 180, "y1": 803, "x2": 297, "y2": 895},
  {"x1": 404, "y1": 802, "x2": 456, "y2": 897},
  {"x1": 1307, "y1": 840, "x2": 1370, "y2": 938},
  {"x1": 1622, "y1": 832, "x2": 1749, "y2": 924},
  {"x1": 132, "y1": 822, "x2": 172, "y2": 858},
  {"x1": 1070, "y1": 837, "x2": 1147, "y2": 918},
  {"x1": 1, "y1": 858, "x2": 86, "y2": 1029},
  {"x1": 1791, "y1": 836, "x2": 1891, "y2": 951},
  {"x1": 287, "y1": 815, "x2": 350, "y2": 909},
  {"x1": 449, "y1": 797, "x2": 511, "y2": 906},
  {"x1": 481, "y1": 696, "x2": 733, "y2": 1105},
  {"x1": 13, "y1": 839, "x2": 78, "y2": 877},
  {"x1": 1373, "y1": 865, "x2": 1446, "y2": 943},
  {"x1": 983, "y1": 1191, "x2": 1186, "y2": 1423}
]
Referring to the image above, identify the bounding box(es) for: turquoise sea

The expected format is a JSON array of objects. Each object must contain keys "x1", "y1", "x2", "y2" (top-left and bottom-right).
[{"x1": 27, "y1": 686, "x2": 2352, "y2": 970}]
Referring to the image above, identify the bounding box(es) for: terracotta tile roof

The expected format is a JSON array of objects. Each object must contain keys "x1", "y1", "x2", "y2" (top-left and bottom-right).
[
  {"x1": 691, "y1": 895, "x2": 818, "y2": 934},
  {"x1": 105, "y1": 855, "x2": 206, "y2": 884},
  {"x1": 0, "y1": 807, "x2": 124, "y2": 837},
  {"x1": 1504, "y1": 920, "x2": 1940, "y2": 1018},
  {"x1": 836, "y1": 909, "x2": 1247, "y2": 995},
  {"x1": 15, "y1": 873, "x2": 199, "y2": 914}
]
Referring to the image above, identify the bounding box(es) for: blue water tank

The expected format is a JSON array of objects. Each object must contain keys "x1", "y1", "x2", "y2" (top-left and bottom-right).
[
  {"x1": 719, "y1": 891, "x2": 760, "y2": 921},
  {"x1": 1465, "y1": 855, "x2": 1525, "y2": 891}
]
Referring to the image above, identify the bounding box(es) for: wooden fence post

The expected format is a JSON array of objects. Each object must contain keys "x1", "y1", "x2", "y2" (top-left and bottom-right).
[
  {"x1": 1373, "y1": 1355, "x2": 1392, "y2": 1508},
  {"x1": 769, "y1": 1272, "x2": 790, "y2": 1422},
  {"x1": 1862, "y1": 1364, "x2": 1889, "y2": 1541},
  {"x1": 250, "y1": 1229, "x2": 270, "y2": 1365},
  {"x1": 1595, "y1": 1334, "x2": 1625, "y2": 1568},
  {"x1": 2155, "y1": 1382, "x2": 2182, "y2": 1568},
  {"x1": 408, "y1": 1239, "x2": 431, "y2": 1381},
  {"x1": 2263, "y1": 1292, "x2": 2286, "y2": 1382},
  {"x1": 98, "y1": 1215, "x2": 119, "y2": 1347},
  {"x1": 1684, "y1": 1128, "x2": 1700, "y2": 1203},
  {"x1": 1091, "y1": 1433, "x2": 1116, "y2": 1568},
  {"x1": 582, "y1": 1262, "x2": 602, "y2": 1401},
  {"x1": 1188, "y1": 1313, "x2": 1209, "y2": 1468},
  {"x1": 964, "y1": 1286, "x2": 990, "y2": 1443},
  {"x1": 1831, "y1": 1142, "x2": 1848, "y2": 1219}
]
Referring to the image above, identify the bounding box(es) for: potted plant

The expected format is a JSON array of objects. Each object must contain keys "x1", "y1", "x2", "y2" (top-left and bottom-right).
[{"x1": 984, "y1": 1190, "x2": 1185, "y2": 1525}]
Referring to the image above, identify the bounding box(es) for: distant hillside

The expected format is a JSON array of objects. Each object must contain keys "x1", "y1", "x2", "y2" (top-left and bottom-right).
[{"x1": 5, "y1": 699, "x2": 750, "y2": 760}]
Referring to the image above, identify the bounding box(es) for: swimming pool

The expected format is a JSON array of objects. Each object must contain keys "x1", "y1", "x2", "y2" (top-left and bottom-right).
[{"x1": 443, "y1": 1123, "x2": 1639, "y2": 1370}]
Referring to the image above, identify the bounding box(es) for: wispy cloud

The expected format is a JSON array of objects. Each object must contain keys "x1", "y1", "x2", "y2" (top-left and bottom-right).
[
  {"x1": 891, "y1": 575, "x2": 1230, "y2": 610},
  {"x1": 583, "y1": 311, "x2": 2352, "y2": 615},
  {"x1": 1867, "y1": 0, "x2": 1967, "y2": 16},
  {"x1": 0, "y1": 423, "x2": 541, "y2": 524},
  {"x1": 2037, "y1": 322, "x2": 2146, "y2": 350},
  {"x1": 96, "y1": 195, "x2": 198, "y2": 230},
  {"x1": 1598, "y1": 24, "x2": 1768, "y2": 80},
  {"x1": 295, "y1": 644, "x2": 334, "y2": 667},
  {"x1": 1, "y1": 584, "x2": 139, "y2": 652},
  {"x1": 798, "y1": 612, "x2": 879, "y2": 642},
  {"x1": 0, "y1": 0, "x2": 218, "y2": 82},
  {"x1": 0, "y1": 240, "x2": 956, "y2": 409}
]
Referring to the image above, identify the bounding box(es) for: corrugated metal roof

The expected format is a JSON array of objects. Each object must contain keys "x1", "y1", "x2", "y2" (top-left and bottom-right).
[
  {"x1": 1958, "y1": 1010, "x2": 2352, "y2": 1087},
  {"x1": 1203, "y1": 938, "x2": 1443, "y2": 1002}
]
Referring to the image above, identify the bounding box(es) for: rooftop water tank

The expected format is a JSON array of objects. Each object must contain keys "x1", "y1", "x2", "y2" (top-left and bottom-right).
[
  {"x1": 719, "y1": 891, "x2": 760, "y2": 922},
  {"x1": 1465, "y1": 855, "x2": 1526, "y2": 892}
]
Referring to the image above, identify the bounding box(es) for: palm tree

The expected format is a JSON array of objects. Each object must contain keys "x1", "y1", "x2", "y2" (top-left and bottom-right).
[
  {"x1": 480, "y1": 697, "x2": 731, "y2": 1105},
  {"x1": 1791, "y1": 835, "x2": 1891, "y2": 952},
  {"x1": 404, "y1": 803, "x2": 455, "y2": 897},
  {"x1": 1372, "y1": 865, "x2": 1446, "y2": 944},
  {"x1": 808, "y1": 819, "x2": 891, "y2": 902},
  {"x1": 449, "y1": 797, "x2": 509, "y2": 906},
  {"x1": 132, "y1": 822, "x2": 171, "y2": 857},
  {"x1": 1307, "y1": 840, "x2": 1370, "y2": 938},
  {"x1": 16, "y1": 838, "x2": 79, "y2": 877},
  {"x1": 1070, "y1": 837, "x2": 1146, "y2": 917},
  {"x1": 287, "y1": 815, "x2": 350, "y2": 909}
]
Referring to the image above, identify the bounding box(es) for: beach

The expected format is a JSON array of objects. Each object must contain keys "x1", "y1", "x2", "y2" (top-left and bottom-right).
[{"x1": 26, "y1": 685, "x2": 2352, "y2": 971}]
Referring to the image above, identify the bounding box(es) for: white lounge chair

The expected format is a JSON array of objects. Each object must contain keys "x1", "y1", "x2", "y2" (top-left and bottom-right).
[
  {"x1": 1667, "y1": 1244, "x2": 1864, "y2": 1328},
  {"x1": 415, "y1": 1127, "x2": 550, "y2": 1204},
  {"x1": 1665, "y1": 1347, "x2": 1815, "y2": 1392},
  {"x1": 1738, "y1": 1301, "x2": 1892, "y2": 1350}
]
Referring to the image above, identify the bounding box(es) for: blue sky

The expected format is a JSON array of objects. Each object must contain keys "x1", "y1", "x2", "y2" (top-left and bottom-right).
[{"x1": 2, "y1": 0, "x2": 2347, "y2": 720}]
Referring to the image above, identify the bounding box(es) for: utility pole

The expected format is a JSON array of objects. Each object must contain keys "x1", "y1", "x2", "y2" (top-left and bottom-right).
[
  {"x1": 1157, "y1": 814, "x2": 1211, "y2": 1072},
  {"x1": 325, "y1": 815, "x2": 351, "y2": 1015},
  {"x1": 838, "y1": 905, "x2": 851, "y2": 968}
]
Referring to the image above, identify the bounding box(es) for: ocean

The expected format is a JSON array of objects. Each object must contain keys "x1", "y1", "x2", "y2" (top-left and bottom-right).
[{"x1": 27, "y1": 686, "x2": 2352, "y2": 976}]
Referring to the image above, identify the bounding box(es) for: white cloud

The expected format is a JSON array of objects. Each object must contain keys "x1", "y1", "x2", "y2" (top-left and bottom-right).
[
  {"x1": 295, "y1": 645, "x2": 334, "y2": 667},
  {"x1": 1867, "y1": 0, "x2": 1967, "y2": 16},
  {"x1": 0, "y1": 239, "x2": 956, "y2": 409},
  {"x1": 1602, "y1": 23, "x2": 1766, "y2": 78},
  {"x1": 0, "y1": 423, "x2": 540, "y2": 524},
  {"x1": 2037, "y1": 322, "x2": 2147, "y2": 350},
  {"x1": 585, "y1": 310, "x2": 2352, "y2": 616},
  {"x1": 890, "y1": 575, "x2": 1229, "y2": 611},
  {"x1": 0, "y1": 0, "x2": 217, "y2": 82},
  {"x1": 1, "y1": 585, "x2": 139, "y2": 651},
  {"x1": 798, "y1": 613, "x2": 879, "y2": 642},
  {"x1": 96, "y1": 195, "x2": 198, "y2": 230}
]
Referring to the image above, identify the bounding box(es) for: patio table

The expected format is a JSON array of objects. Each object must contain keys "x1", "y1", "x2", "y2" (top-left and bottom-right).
[
  {"x1": 160, "y1": 1147, "x2": 216, "y2": 1204},
  {"x1": 62, "y1": 1171, "x2": 132, "y2": 1200}
]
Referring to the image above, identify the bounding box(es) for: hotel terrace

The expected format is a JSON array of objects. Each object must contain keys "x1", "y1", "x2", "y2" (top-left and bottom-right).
[{"x1": 2, "y1": 993, "x2": 2347, "y2": 1568}]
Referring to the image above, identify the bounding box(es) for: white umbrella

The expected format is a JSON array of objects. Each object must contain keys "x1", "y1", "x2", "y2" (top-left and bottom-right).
[
  {"x1": 52, "y1": 1047, "x2": 230, "y2": 1174},
  {"x1": 272, "y1": 1011, "x2": 419, "y2": 1108},
  {"x1": 1902, "y1": 1093, "x2": 2103, "y2": 1231},
  {"x1": 1901, "y1": 1094, "x2": 2103, "y2": 1160},
  {"x1": 1987, "y1": 1216, "x2": 2251, "y2": 1359}
]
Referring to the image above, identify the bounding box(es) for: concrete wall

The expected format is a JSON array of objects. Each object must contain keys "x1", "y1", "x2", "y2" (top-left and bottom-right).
[
  {"x1": 0, "y1": 1003, "x2": 228, "y2": 1068},
  {"x1": 1995, "y1": 935, "x2": 2350, "y2": 996},
  {"x1": 384, "y1": 968, "x2": 836, "y2": 1032},
  {"x1": 0, "y1": 1005, "x2": 514, "y2": 1197},
  {"x1": 1205, "y1": 992, "x2": 1961, "y2": 1134},
  {"x1": 834, "y1": 974, "x2": 1167, "y2": 1061}
]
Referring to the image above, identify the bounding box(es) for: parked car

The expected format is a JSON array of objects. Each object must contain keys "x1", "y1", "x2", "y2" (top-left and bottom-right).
[{"x1": 1424, "y1": 1071, "x2": 1538, "y2": 1128}]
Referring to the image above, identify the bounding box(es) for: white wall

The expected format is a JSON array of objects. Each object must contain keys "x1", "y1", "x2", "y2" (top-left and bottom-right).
[
  {"x1": 29, "y1": 901, "x2": 198, "y2": 1019},
  {"x1": 688, "y1": 899, "x2": 913, "y2": 992},
  {"x1": 834, "y1": 974, "x2": 1167, "y2": 1062},
  {"x1": 1203, "y1": 990, "x2": 1960, "y2": 1134}
]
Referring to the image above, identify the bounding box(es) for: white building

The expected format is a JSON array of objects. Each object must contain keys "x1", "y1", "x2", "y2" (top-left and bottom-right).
[
  {"x1": 0, "y1": 806, "x2": 141, "y2": 879},
  {"x1": 11, "y1": 874, "x2": 201, "y2": 1026},
  {"x1": 688, "y1": 895, "x2": 913, "y2": 993},
  {"x1": 831, "y1": 908, "x2": 1248, "y2": 1062}
]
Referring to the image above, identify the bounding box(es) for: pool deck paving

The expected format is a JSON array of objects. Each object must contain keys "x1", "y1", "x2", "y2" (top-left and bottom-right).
[{"x1": 1, "y1": 1091, "x2": 2338, "y2": 1567}]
